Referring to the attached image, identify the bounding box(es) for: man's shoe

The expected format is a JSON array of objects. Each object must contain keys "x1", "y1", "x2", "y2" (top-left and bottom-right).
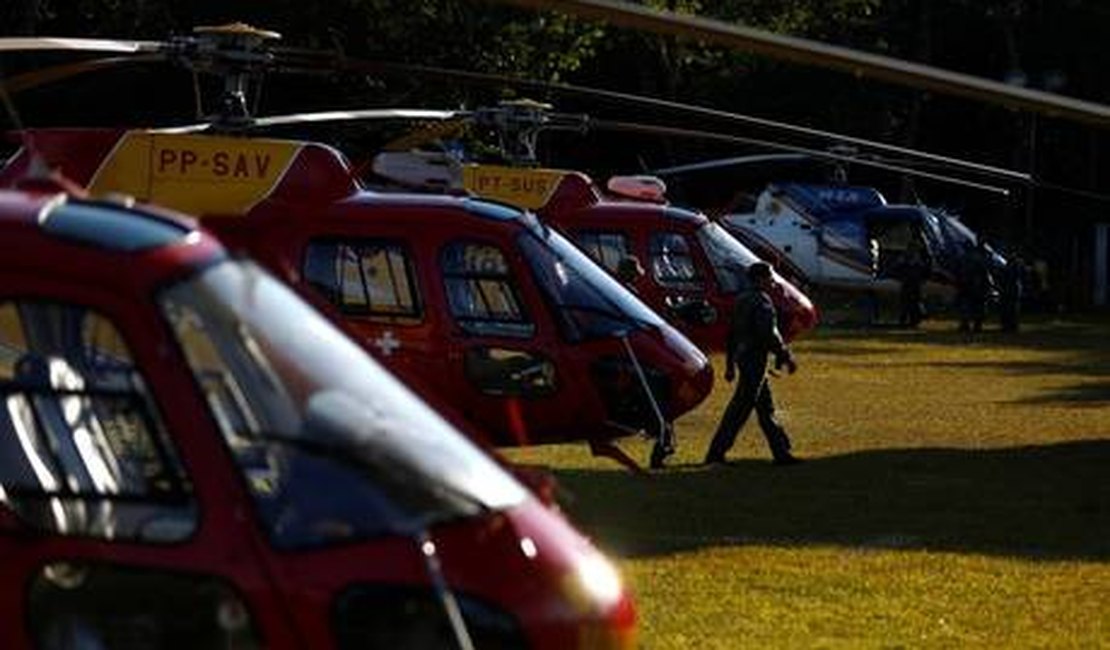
[
  {"x1": 703, "y1": 454, "x2": 727, "y2": 466},
  {"x1": 772, "y1": 454, "x2": 803, "y2": 466}
]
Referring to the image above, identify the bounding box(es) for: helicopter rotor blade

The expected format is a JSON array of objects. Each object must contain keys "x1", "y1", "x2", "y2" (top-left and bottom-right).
[
  {"x1": 0, "y1": 31, "x2": 1031, "y2": 185},
  {"x1": 589, "y1": 118, "x2": 1013, "y2": 196},
  {"x1": 248, "y1": 106, "x2": 471, "y2": 151},
  {"x1": 0, "y1": 37, "x2": 165, "y2": 54},
  {"x1": 250, "y1": 108, "x2": 463, "y2": 128},
  {"x1": 484, "y1": 0, "x2": 1110, "y2": 129},
  {"x1": 152, "y1": 108, "x2": 465, "y2": 135},
  {"x1": 0, "y1": 54, "x2": 167, "y2": 94},
  {"x1": 650, "y1": 154, "x2": 812, "y2": 176},
  {"x1": 340, "y1": 58, "x2": 1031, "y2": 184},
  {"x1": 248, "y1": 98, "x2": 1016, "y2": 195}
]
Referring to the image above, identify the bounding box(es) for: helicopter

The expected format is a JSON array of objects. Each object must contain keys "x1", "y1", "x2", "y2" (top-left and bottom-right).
[
  {"x1": 645, "y1": 150, "x2": 1018, "y2": 314},
  {"x1": 715, "y1": 180, "x2": 1011, "y2": 309},
  {"x1": 0, "y1": 177, "x2": 636, "y2": 649},
  {"x1": 0, "y1": 25, "x2": 713, "y2": 471},
  {"x1": 363, "y1": 100, "x2": 820, "y2": 350}
]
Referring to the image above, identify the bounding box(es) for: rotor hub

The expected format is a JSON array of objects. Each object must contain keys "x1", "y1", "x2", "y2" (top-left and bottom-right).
[{"x1": 165, "y1": 24, "x2": 282, "y2": 128}]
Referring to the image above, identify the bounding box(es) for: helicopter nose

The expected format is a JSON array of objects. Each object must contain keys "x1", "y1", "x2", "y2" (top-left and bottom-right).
[
  {"x1": 589, "y1": 324, "x2": 712, "y2": 433},
  {"x1": 772, "y1": 276, "x2": 819, "y2": 341},
  {"x1": 657, "y1": 324, "x2": 713, "y2": 415}
]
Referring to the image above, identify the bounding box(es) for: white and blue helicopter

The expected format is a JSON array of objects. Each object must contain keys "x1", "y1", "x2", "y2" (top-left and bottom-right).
[{"x1": 716, "y1": 180, "x2": 1010, "y2": 303}]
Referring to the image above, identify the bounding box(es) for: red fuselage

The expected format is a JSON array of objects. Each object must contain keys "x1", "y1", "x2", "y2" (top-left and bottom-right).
[
  {"x1": 0, "y1": 186, "x2": 636, "y2": 649},
  {"x1": 1, "y1": 129, "x2": 713, "y2": 449}
]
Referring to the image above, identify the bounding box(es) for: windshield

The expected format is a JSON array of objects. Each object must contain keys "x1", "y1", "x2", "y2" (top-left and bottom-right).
[
  {"x1": 934, "y1": 210, "x2": 982, "y2": 256},
  {"x1": 917, "y1": 210, "x2": 945, "y2": 255},
  {"x1": 934, "y1": 211, "x2": 1007, "y2": 267},
  {"x1": 517, "y1": 219, "x2": 664, "y2": 342},
  {"x1": 158, "y1": 260, "x2": 526, "y2": 549},
  {"x1": 697, "y1": 222, "x2": 760, "y2": 294}
]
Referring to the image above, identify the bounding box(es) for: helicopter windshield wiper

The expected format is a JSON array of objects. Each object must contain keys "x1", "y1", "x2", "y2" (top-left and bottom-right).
[{"x1": 253, "y1": 432, "x2": 481, "y2": 650}]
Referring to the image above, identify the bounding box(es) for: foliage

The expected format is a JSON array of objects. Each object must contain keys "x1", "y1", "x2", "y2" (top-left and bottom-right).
[{"x1": 2, "y1": 0, "x2": 1108, "y2": 286}]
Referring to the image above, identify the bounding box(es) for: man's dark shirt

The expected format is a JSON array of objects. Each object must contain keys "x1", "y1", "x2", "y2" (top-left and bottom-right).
[{"x1": 725, "y1": 288, "x2": 789, "y2": 374}]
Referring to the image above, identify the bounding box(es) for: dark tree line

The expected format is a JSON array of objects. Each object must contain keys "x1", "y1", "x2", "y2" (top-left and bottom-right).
[{"x1": 3, "y1": 0, "x2": 1108, "y2": 305}]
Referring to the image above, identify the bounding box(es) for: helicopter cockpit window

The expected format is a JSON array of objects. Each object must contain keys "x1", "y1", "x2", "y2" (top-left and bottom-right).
[
  {"x1": 517, "y1": 225, "x2": 664, "y2": 342},
  {"x1": 441, "y1": 241, "x2": 534, "y2": 338},
  {"x1": 920, "y1": 210, "x2": 945, "y2": 253},
  {"x1": 304, "y1": 240, "x2": 422, "y2": 321},
  {"x1": 160, "y1": 260, "x2": 526, "y2": 550},
  {"x1": 696, "y1": 222, "x2": 760, "y2": 294},
  {"x1": 572, "y1": 231, "x2": 632, "y2": 273},
  {"x1": 650, "y1": 232, "x2": 703, "y2": 290},
  {"x1": 870, "y1": 220, "x2": 918, "y2": 277},
  {"x1": 0, "y1": 300, "x2": 195, "y2": 543}
]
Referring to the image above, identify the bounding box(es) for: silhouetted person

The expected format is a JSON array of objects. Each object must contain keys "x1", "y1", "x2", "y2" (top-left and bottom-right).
[
  {"x1": 615, "y1": 254, "x2": 645, "y2": 289},
  {"x1": 957, "y1": 241, "x2": 992, "y2": 333},
  {"x1": 863, "y1": 235, "x2": 881, "y2": 325},
  {"x1": 897, "y1": 239, "x2": 932, "y2": 328},
  {"x1": 704, "y1": 262, "x2": 800, "y2": 466}
]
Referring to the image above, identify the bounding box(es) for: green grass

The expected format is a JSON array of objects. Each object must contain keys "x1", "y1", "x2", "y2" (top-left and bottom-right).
[{"x1": 505, "y1": 315, "x2": 1110, "y2": 648}]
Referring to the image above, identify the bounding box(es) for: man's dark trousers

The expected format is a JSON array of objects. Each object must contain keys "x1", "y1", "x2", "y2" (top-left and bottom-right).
[{"x1": 705, "y1": 355, "x2": 792, "y2": 462}]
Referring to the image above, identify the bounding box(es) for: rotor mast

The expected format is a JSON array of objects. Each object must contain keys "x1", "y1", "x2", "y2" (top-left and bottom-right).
[
  {"x1": 181, "y1": 23, "x2": 281, "y2": 128},
  {"x1": 474, "y1": 99, "x2": 588, "y2": 166}
]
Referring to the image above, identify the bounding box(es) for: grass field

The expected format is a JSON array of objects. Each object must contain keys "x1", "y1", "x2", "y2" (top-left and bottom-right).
[{"x1": 505, "y1": 315, "x2": 1110, "y2": 648}]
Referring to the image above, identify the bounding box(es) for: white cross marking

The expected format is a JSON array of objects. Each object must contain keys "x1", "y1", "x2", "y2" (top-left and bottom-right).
[{"x1": 371, "y1": 330, "x2": 402, "y2": 357}]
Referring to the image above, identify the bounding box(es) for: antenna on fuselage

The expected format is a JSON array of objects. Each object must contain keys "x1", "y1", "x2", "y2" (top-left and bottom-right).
[
  {"x1": 0, "y1": 61, "x2": 28, "y2": 143},
  {"x1": 0, "y1": 62, "x2": 62, "y2": 190}
]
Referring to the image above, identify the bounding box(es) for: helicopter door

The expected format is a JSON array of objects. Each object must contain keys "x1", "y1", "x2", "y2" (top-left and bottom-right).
[
  {"x1": 573, "y1": 230, "x2": 635, "y2": 274},
  {"x1": 818, "y1": 219, "x2": 874, "y2": 285},
  {"x1": 648, "y1": 232, "x2": 715, "y2": 327},
  {"x1": 571, "y1": 230, "x2": 644, "y2": 288},
  {"x1": 302, "y1": 238, "x2": 443, "y2": 388},
  {"x1": 0, "y1": 291, "x2": 276, "y2": 649},
  {"x1": 439, "y1": 239, "x2": 571, "y2": 447},
  {"x1": 870, "y1": 220, "x2": 916, "y2": 280}
]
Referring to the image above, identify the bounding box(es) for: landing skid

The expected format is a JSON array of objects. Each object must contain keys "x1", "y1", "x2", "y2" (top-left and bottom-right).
[{"x1": 589, "y1": 439, "x2": 646, "y2": 474}]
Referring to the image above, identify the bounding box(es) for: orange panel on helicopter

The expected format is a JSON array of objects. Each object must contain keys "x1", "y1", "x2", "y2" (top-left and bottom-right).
[{"x1": 461, "y1": 164, "x2": 567, "y2": 210}]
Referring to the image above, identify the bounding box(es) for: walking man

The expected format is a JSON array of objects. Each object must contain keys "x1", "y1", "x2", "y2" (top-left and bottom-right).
[
  {"x1": 897, "y1": 236, "x2": 933, "y2": 328},
  {"x1": 704, "y1": 262, "x2": 801, "y2": 466},
  {"x1": 957, "y1": 240, "x2": 992, "y2": 333}
]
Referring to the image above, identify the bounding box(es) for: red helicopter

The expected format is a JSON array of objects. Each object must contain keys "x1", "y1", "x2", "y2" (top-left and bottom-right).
[
  {"x1": 365, "y1": 101, "x2": 819, "y2": 350},
  {"x1": 0, "y1": 25, "x2": 712, "y2": 471},
  {"x1": 0, "y1": 177, "x2": 636, "y2": 649}
]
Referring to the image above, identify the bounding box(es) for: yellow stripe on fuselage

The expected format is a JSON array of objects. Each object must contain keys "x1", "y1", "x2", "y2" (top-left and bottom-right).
[
  {"x1": 461, "y1": 164, "x2": 568, "y2": 210},
  {"x1": 88, "y1": 131, "x2": 303, "y2": 216}
]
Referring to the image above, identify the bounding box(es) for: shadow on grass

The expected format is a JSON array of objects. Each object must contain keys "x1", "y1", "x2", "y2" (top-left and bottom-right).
[
  {"x1": 875, "y1": 360, "x2": 1110, "y2": 406},
  {"x1": 818, "y1": 315, "x2": 1110, "y2": 356},
  {"x1": 554, "y1": 440, "x2": 1110, "y2": 562},
  {"x1": 803, "y1": 318, "x2": 1110, "y2": 406},
  {"x1": 1019, "y1": 380, "x2": 1110, "y2": 406},
  {"x1": 799, "y1": 321, "x2": 1110, "y2": 366}
]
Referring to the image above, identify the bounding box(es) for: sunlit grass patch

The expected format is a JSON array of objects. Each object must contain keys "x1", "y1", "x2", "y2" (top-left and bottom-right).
[
  {"x1": 504, "y1": 315, "x2": 1110, "y2": 647},
  {"x1": 623, "y1": 546, "x2": 1110, "y2": 648}
]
